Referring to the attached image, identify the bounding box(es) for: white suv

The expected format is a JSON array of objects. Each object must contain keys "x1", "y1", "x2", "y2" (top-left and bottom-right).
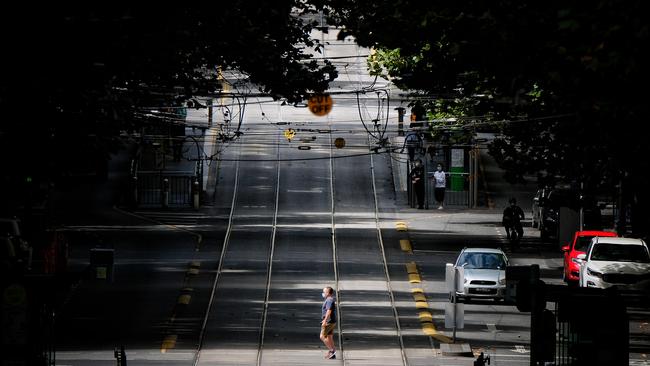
[{"x1": 578, "y1": 237, "x2": 650, "y2": 289}]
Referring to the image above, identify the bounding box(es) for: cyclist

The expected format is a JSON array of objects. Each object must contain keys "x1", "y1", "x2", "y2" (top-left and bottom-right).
[{"x1": 502, "y1": 198, "x2": 524, "y2": 241}]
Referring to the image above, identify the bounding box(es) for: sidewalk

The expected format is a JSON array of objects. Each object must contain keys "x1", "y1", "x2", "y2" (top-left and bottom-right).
[{"x1": 381, "y1": 139, "x2": 543, "y2": 366}]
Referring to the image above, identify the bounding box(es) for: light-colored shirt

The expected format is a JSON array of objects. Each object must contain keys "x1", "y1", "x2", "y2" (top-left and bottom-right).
[{"x1": 433, "y1": 170, "x2": 446, "y2": 188}]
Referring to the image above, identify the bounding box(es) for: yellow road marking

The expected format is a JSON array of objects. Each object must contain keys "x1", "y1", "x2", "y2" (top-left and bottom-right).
[
  {"x1": 178, "y1": 294, "x2": 192, "y2": 305},
  {"x1": 405, "y1": 261, "x2": 418, "y2": 274},
  {"x1": 422, "y1": 322, "x2": 436, "y2": 336},
  {"x1": 411, "y1": 288, "x2": 424, "y2": 294},
  {"x1": 415, "y1": 300, "x2": 429, "y2": 309},
  {"x1": 161, "y1": 335, "x2": 177, "y2": 353},
  {"x1": 413, "y1": 293, "x2": 427, "y2": 302},
  {"x1": 418, "y1": 311, "x2": 433, "y2": 322},
  {"x1": 188, "y1": 268, "x2": 199, "y2": 276},
  {"x1": 400, "y1": 239, "x2": 412, "y2": 252},
  {"x1": 395, "y1": 221, "x2": 408, "y2": 231},
  {"x1": 432, "y1": 333, "x2": 453, "y2": 343},
  {"x1": 408, "y1": 273, "x2": 421, "y2": 283}
]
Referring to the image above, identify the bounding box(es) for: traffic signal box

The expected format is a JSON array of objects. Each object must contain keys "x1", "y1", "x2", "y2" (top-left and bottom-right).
[{"x1": 507, "y1": 265, "x2": 629, "y2": 365}]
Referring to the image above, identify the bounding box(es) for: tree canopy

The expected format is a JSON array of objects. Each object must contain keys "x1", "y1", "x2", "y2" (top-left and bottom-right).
[
  {"x1": 0, "y1": 2, "x2": 336, "y2": 185},
  {"x1": 316, "y1": 0, "x2": 649, "y2": 234},
  {"x1": 317, "y1": 1, "x2": 648, "y2": 185}
]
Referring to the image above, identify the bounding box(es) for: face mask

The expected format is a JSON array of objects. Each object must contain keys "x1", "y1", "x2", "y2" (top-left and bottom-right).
[
  {"x1": 437, "y1": 167, "x2": 442, "y2": 171},
  {"x1": 322, "y1": 292, "x2": 327, "y2": 299}
]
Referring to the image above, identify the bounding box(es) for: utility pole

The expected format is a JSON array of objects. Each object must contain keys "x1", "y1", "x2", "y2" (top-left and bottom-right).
[{"x1": 395, "y1": 107, "x2": 405, "y2": 136}]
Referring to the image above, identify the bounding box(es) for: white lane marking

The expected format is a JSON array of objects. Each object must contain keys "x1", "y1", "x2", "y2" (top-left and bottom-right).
[{"x1": 512, "y1": 345, "x2": 529, "y2": 353}]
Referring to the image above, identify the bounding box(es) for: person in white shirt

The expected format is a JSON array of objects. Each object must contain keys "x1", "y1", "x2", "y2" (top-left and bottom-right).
[{"x1": 432, "y1": 164, "x2": 447, "y2": 209}]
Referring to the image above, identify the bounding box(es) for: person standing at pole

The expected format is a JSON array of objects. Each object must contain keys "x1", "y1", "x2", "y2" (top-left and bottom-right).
[
  {"x1": 409, "y1": 159, "x2": 425, "y2": 209},
  {"x1": 320, "y1": 286, "x2": 337, "y2": 359},
  {"x1": 432, "y1": 163, "x2": 447, "y2": 209}
]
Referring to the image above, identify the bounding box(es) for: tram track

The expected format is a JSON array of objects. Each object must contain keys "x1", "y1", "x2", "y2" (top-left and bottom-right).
[
  {"x1": 193, "y1": 125, "x2": 410, "y2": 365},
  {"x1": 193, "y1": 132, "x2": 282, "y2": 366}
]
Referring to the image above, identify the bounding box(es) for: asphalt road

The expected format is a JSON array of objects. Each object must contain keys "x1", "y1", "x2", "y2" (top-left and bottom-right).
[{"x1": 50, "y1": 28, "x2": 649, "y2": 366}]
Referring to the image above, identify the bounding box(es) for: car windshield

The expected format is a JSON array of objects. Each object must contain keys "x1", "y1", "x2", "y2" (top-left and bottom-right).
[
  {"x1": 574, "y1": 236, "x2": 595, "y2": 252},
  {"x1": 457, "y1": 252, "x2": 506, "y2": 269},
  {"x1": 591, "y1": 244, "x2": 650, "y2": 263}
]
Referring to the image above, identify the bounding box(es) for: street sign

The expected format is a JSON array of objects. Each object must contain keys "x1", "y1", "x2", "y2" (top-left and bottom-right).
[
  {"x1": 308, "y1": 94, "x2": 333, "y2": 116},
  {"x1": 334, "y1": 137, "x2": 345, "y2": 149},
  {"x1": 284, "y1": 128, "x2": 296, "y2": 141}
]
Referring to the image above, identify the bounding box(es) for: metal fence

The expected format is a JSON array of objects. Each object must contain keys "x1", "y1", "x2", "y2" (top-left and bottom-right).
[
  {"x1": 406, "y1": 159, "x2": 470, "y2": 208},
  {"x1": 136, "y1": 171, "x2": 194, "y2": 206}
]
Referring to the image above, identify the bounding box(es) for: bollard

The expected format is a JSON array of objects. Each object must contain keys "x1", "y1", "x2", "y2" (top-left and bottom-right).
[
  {"x1": 162, "y1": 178, "x2": 169, "y2": 208},
  {"x1": 192, "y1": 180, "x2": 200, "y2": 209}
]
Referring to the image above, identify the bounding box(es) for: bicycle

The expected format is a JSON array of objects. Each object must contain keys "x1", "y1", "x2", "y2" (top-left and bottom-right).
[{"x1": 506, "y1": 223, "x2": 523, "y2": 252}]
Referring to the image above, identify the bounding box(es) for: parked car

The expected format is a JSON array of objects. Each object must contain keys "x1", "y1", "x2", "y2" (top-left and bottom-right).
[
  {"x1": 454, "y1": 248, "x2": 508, "y2": 301},
  {"x1": 578, "y1": 237, "x2": 650, "y2": 289},
  {"x1": 561, "y1": 230, "x2": 617, "y2": 285}
]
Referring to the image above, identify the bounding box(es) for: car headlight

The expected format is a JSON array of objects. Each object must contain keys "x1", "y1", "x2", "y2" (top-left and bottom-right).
[{"x1": 587, "y1": 268, "x2": 603, "y2": 278}]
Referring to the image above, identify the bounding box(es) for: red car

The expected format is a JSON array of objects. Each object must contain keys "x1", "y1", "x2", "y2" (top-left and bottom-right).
[{"x1": 562, "y1": 230, "x2": 617, "y2": 284}]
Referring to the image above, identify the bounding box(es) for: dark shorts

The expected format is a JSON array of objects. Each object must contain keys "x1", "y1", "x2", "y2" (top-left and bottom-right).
[{"x1": 320, "y1": 322, "x2": 336, "y2": 337}]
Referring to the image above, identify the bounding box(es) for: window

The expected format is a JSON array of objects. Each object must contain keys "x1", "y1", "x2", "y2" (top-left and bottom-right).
[{"x1": 591, "y1": 244, "x2": 650, "y2": 263}]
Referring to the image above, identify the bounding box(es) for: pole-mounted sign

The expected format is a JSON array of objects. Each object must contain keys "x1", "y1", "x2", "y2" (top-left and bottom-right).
[{"x1": 308, "y1": 94, "x2": 333, "y2": 116}]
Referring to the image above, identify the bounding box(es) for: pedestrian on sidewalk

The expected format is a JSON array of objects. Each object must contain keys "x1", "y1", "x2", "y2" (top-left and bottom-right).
[
  {"x1": 320, "y1": 286, "x2": 337, "y2": 359},
  {"x1": 432, "y1": 163, "x2": 447, "y2": 209},
  {"x1": 409, "y1": 159, "x2": 425, "y2": 209}
]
